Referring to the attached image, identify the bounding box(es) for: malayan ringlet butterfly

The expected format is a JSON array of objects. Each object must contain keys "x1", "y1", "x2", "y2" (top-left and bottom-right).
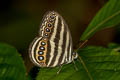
[{"x1": 29, "y1": 11, "x2": 78, "y2": 68}]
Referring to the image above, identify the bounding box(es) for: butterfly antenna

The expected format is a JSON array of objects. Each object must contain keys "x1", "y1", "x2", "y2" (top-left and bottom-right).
[
  {"x1": 75, "y1": 40, "x2": 88, "y2": 52},
  {"x1": 72, "y1": 59, "x2": 78, "y2": 71}
]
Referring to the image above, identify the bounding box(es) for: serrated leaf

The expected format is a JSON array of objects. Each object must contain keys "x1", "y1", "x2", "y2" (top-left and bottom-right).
[
  {"x1": 0, "y1": 43, "x2": 26, "y2": 80},
  {"x1": 36, "y1": 45, "x2": 120, "y2": 80},
  {"x1": 80, "y1": 0, "x2": 120, "y2": 40}
]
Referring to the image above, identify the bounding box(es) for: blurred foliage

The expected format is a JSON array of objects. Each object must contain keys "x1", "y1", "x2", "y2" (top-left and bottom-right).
[
  {"x1": 80, "y1": 0, "x2": 120, "y2": 40},
  {"x1": 0, "y1": 43, "x2": 26, "y2": 80}
]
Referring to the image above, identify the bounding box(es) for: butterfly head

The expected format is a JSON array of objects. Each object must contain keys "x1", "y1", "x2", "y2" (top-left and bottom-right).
[{"x1": 72, "y1": 52, "x2": 78, "y2": 60}]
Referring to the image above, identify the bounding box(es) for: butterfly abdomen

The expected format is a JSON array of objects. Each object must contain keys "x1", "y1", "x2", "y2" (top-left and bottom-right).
[{"x1": 29, "y1": 11, "x2": 74, "y2": 67}]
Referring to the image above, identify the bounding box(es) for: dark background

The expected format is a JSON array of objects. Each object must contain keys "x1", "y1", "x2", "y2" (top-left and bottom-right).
[{"x1": 0, "y1": 0, "x2": 120, "y2": 72}]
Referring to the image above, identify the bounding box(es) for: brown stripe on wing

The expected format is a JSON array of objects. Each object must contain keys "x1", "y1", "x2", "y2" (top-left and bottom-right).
[
  {"x1": 46, "y1": 40, "x2": 51, "y2": 66},
  {"x1": 69, "y1": 30, "x2": 73, "y2": 62},
  {"x1": 57, "y1": 20, "x2": 67, "y2": 66},
  {"x1": 67, "y1": 38, "x2": 71, "y2": 62},
  {"x1": 49, "y1": 17, "x2": 62, "y2": 66},
  {"x1": 70, "y1": 40, "x2": 73, "y2": 61}
]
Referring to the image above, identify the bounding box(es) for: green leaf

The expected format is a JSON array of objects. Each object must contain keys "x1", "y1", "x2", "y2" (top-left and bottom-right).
[
  {"x1": 36, "y1": 61, "x2": 89, "y2": 80},
  {"x1": 0, "y1": 43, "x2": 26, "y2": 80},
  {"x1": 80, "y1": 0, "x2": 120, "y2": 40},
  {"x1": 108, "y1": 43, "x2": 120, "y2": 49},
  {"x1": 36, "y1": 45, "x2": 120, "y2": 80},
  {"x1": 108, "y1": 43, "x2": 120, "y2": 52},
  {"x1": 78, "y1": 46, "x2": 120, "y2": 80}
]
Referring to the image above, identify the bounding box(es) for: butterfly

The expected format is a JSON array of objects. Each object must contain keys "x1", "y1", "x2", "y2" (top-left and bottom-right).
[{"x1": 29, "y1": 11, "x2": 78, "y2": 68}]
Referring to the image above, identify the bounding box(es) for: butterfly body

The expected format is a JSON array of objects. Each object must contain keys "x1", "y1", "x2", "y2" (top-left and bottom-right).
[{"x1": 29, "y1": 11, "x2": 78, "y2": 67}]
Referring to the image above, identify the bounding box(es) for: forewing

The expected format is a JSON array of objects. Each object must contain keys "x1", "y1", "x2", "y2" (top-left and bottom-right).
[{"x1": 45, "y1": 11, "x2": 73, "y2": 67}]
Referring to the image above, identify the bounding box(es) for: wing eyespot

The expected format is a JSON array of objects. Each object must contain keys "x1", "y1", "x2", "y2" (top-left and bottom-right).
[
  {"x1": 44, "y1": 33, "x2": 48, "y2": 37},
  {"x1": 50, "y1": 15, "x2": 55, "y2": 19},
  {"x1": 39, "y1": 46, "x2": 45, "y2": 50},
  {"x1": 38, "y1": 51, "x2": 44, "y2": 55},
  {"x1": 41, "y1": 41, "x2": 46, "y2": 46},
  {"x1": 48, "y1": 23, "x2": 52, "y2": 27},
  {"x1": 46, "y1": 28, "x2": 50, "y2": 32},
  {"x1": 38, "y1": 56, "x2": 44, "y2": 61}
]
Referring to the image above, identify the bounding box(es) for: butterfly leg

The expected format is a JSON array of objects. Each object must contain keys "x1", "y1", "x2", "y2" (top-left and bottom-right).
[
  {"x1": 56, "y1": 65, "x2": 63, "y2": 74},
  {"x1": 72, "y1": 58, "x2": 78, "y2": 71}
]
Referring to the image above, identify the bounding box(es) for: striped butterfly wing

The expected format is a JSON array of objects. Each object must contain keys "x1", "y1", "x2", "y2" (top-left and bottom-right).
[{"x1": 29, "y1": 11, "x2": 74, "y2": 67}]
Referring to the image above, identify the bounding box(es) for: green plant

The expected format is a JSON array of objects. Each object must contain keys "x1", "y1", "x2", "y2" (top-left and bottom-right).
[{"x1": 0, "y1": 0, "x2": 120, "y2": 80}]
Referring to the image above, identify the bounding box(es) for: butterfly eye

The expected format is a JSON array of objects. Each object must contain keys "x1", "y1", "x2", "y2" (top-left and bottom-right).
[
  {"x1": 72, "y1": 52, "x2": 78, "y2": 59},
  {"x1": 38, "y1": 56, "x2": 44, "y2": 61},
  {"x1": 73, "y1": 52, "x2": 76, "y2": 57}
]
